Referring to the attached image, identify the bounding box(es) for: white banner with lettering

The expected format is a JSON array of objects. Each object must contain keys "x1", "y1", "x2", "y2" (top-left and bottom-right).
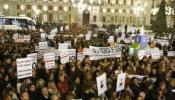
[
  {"x1": 88, "y1": 46, "x2": 122, "y2": 60},
  {"x1": 60, "y1": 50, "x2": 70, "y2": 64},
  {"x1": 44, "y1": 53, "x2": 55, "y2": 69},
  {"x1": 27, "y1": 53, "x2": 37, "y2": 63},
  {"x1": 39, "y1": 41, "x2": 48, "y2": 50},
  {"x1": 17, "y1": 58, "x2": 33, "y2": 79}
]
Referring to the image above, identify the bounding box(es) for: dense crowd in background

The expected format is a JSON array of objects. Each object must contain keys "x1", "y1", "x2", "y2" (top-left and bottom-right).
[{"x1": 0, "y1": 23, "x2": 175, "y2": 100}]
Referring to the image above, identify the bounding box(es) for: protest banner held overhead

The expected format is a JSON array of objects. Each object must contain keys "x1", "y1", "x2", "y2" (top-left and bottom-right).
[
  {"x1": 17, "y1": 58, "x2": 33, "y2": 79},
  {"x1": 96, "y1": 73, "x2": 107, "y2": 96}
]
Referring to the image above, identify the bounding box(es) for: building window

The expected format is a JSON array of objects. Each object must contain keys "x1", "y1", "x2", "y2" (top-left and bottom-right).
[
  {"x1": 49, "y1": 6, "x2": 53, "y2": 10},
  {"x1": 17, "y1": 4, "x2": 20, "y2": 10},
  {"x1": 115, "y1": 16, "x2": 118, "y2": 23},
  {"x1": 93, "y1": 15, "x2": 97, "y2": 22},
  {"x1": 124, "y1": 0, "x2": 126, "y2": 5},
  {"x1": 38, "y1": 5, "x2": 42, "y2": 10},
  {"x1": 54, "y1": 14, "x2": 57, "y2": 22},
  {"x1": 115, "y1": 9, "x2": 118, "y2": 13},
  {"x1": 43, "y1": 14, "x2": 47, "y2": 22},
  {"x1": 107, "y1": 8, "x2": 110, "y2": 13},
  {"x1": 116, "y1": 0, "x2": 118, "y2": 5},
  {"x1": 119, "y1": 0, "x2": 123, "y2": 5},
  {"x1": 59, "y1": 6, "x2": 63, "y2": 11},
  {"x1": 102, "y1": 16, "x2": 106, "y2": 22},
  {"x1": 111, "y1": 16, "x2": 114, "y2": 22},
  {"x1": 27, "y1": 5, "x2": 31, "y2": 9}
]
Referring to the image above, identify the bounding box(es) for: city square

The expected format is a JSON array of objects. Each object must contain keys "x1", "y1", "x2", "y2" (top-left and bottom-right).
[{"x1": 0, "y1": 0, "x2": 175, "y2": 100}]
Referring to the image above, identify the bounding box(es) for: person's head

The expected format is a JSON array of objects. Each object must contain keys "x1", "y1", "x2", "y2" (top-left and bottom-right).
[
  {"x1": 20, "y1": 91, "x2": 30, "y2": 100},
  {"x1": 36, "y1": 79, "x2": 45, "y2": 88},
  {"x1": 59, "y1": 64, "x2": 64, "y2": 71},
  {"x1": 132, "y1": 77, "x2": 138, "y2": 85},
  {"x1": 159, "y1": 82, "x2": 166, "y2": 91},
  {"x1": 137, "y1": 92, "x2": 145, "y2": 100},
  {"x1": 41, "y1": 86, "x2": 49, "y2": 97},
  {"x1": 28, "y1": 83, "x2": 36, "y2": 92},
  {"x1": 74, "y1": 77, "x2": 80, "y2": 84},
  {"x1": 48, "y1": 81, "x2": 57, "y2": 89}
]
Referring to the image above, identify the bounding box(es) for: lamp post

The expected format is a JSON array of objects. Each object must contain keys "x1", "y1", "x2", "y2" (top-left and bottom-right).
[{"x1": 3, "y1": 4, "x2": 9, "y2": 16}]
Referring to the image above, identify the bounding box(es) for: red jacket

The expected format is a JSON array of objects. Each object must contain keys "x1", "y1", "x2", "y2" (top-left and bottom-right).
[{"x1": 57, "y1": 77, "x2": 68, "y2": 96}]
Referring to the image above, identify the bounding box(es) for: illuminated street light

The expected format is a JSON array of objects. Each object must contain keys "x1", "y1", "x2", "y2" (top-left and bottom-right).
[
  {"x1": 43, "y1": 6, "x2": 48, "y2": 11},
  {"x1": 111, "y1": 8, "x2": 115, "y2": 14},
  {"x1": 103, "y1": 8, "x2": 107, "y2": 13},
  {"x1": 64, "y1": 6, "x2": 68, "y2": 12},
  {"x1": 53, "y1": 6, "x2": 58, "y2": 11},
  {"x1": 20, "y1": 5, "x2": 25, "y2": 11},
  {"x1": 3, "y1": 4, "x2": 9, "y2": 10}
]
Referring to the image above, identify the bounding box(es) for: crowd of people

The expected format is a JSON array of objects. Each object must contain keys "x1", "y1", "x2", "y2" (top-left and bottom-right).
[{"x1": 0, "y1": 23, "x2": 175, "y2": 100}]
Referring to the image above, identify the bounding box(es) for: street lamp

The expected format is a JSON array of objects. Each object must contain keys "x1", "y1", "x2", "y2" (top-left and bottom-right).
[{"x1": 3, "y1": 4, "x2": 9, "y2": 16}]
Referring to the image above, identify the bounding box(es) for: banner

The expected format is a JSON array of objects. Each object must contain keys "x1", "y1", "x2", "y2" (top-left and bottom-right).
[
  {"x1": 116, "y1": 73, "x2": 126, "y2": 92},
  {"x1": 96, "y1": 73, "x2": 107, "y2": 96},
  {"x1": 68, "y1": 49, "x2": 76, "y2": 62},
  {"x1": 89, "y1": 46, "x2": 122, "y2": 60},
  {"x1": 17, "y1": 58, "x2": 33, "y2": 79},
  {"x1": 85, "y1": 33, "x2": 91, "y2": 40},
  {"x1": 138, "y1": 50, "x2": 145, "y2": 60},
  {"x1": 14, "y1": 35, "x2": 30, "y2": 43},
  {"x1": 77, "y1": 52, "x2": 85, "y2": 61},
  {"x1": 58, "y1": 43, "x2": 69, "y2": 49},
  {"x1": 151, "y1": 49, "x2": 160, "y2": 60},
  {"x1": 60, "y1": 50, "x2": 69, "y2": 64},
  {"x1": 44, "y1": 53, "x2": 55, "y2": 69},
  {"x1": 27, "y1": 53, "x2": 37, "y2": 63},
  {"x1": 167, "y1": 51, "x2": 175, "y2": 57},
  {"x1": 39, "y1": 41, "x2": 48, "y2": 50}
]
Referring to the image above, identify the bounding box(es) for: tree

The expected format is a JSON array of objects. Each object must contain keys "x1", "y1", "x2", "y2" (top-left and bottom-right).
[
  {"x1": 152, "y1": 0, "x2": 167, "y2": 35},
  {"x1": 152, "y1": 0, "x2": 175, "y2": 45}
]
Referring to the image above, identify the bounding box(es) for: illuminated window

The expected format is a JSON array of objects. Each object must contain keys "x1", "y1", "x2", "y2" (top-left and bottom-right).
[
  {"x1": 119, "y1": 0, "x2": 123, "y2": 5},
  {"x1": 43, "y1": 14, "x2": 47, "y2": 22}
]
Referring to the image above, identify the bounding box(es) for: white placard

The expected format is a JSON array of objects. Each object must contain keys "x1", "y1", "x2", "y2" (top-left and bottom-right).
[
  {"x1": 108, "y1": 36, "x2": 114, "y2": 43},
  {"x1": 151, "y1": 49, "x2": 160, "y2": 60},
  {"x1": 60, "y1": 26, "x2": 63, "y2": 32},
  {"x1": 96, "y1": 73, "x2": 107, "y2": 96},
  {"x1": 85, "y1": 33, "x2": 91, "y2": 40},
  {"x1": 68, "y1": 49, "x2": 76, "y2": 62},
  {"x1": 27, "y1": 53, "x2": 37, "y2": 63},
  {"x1": 44, "y1": 53, "x2": 55, "y2": 69},
  {"x1": 167, "y1": 51, "x2": 175, "y2": 57},
  {"x1": 77, "y1": 52, "x2": 85, "y2": 61},
  {"x1": 50, "y1": 28, "x2": 58, "y2": 34},
  {"x1": 138, "y1": 50, "x2": 145, "y2": 60},
  {"x1": 17, "y1": 58, "x2": 33, "y2": 79},
  {"x1": 159, "y1": 50, "x2": 163, "y2": 56},
  {"x1": 58, "y1": 43, "x2": 69, "y2": 49},
  {"x1": 128, "y1": 75, "x2": 145, "y2": 80},
  {"x1": 41, "y1": 33, "x2": 46, "y2": 39},
  {"x1": 39, "y1": 41, "x2": 48, "y2": 50},
  {"x1": 60, "y1": 50, "x2": 69, "y2": 64},
  {"x1": 116, "y1": 73, "x2": 126, "y2": 92}
]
